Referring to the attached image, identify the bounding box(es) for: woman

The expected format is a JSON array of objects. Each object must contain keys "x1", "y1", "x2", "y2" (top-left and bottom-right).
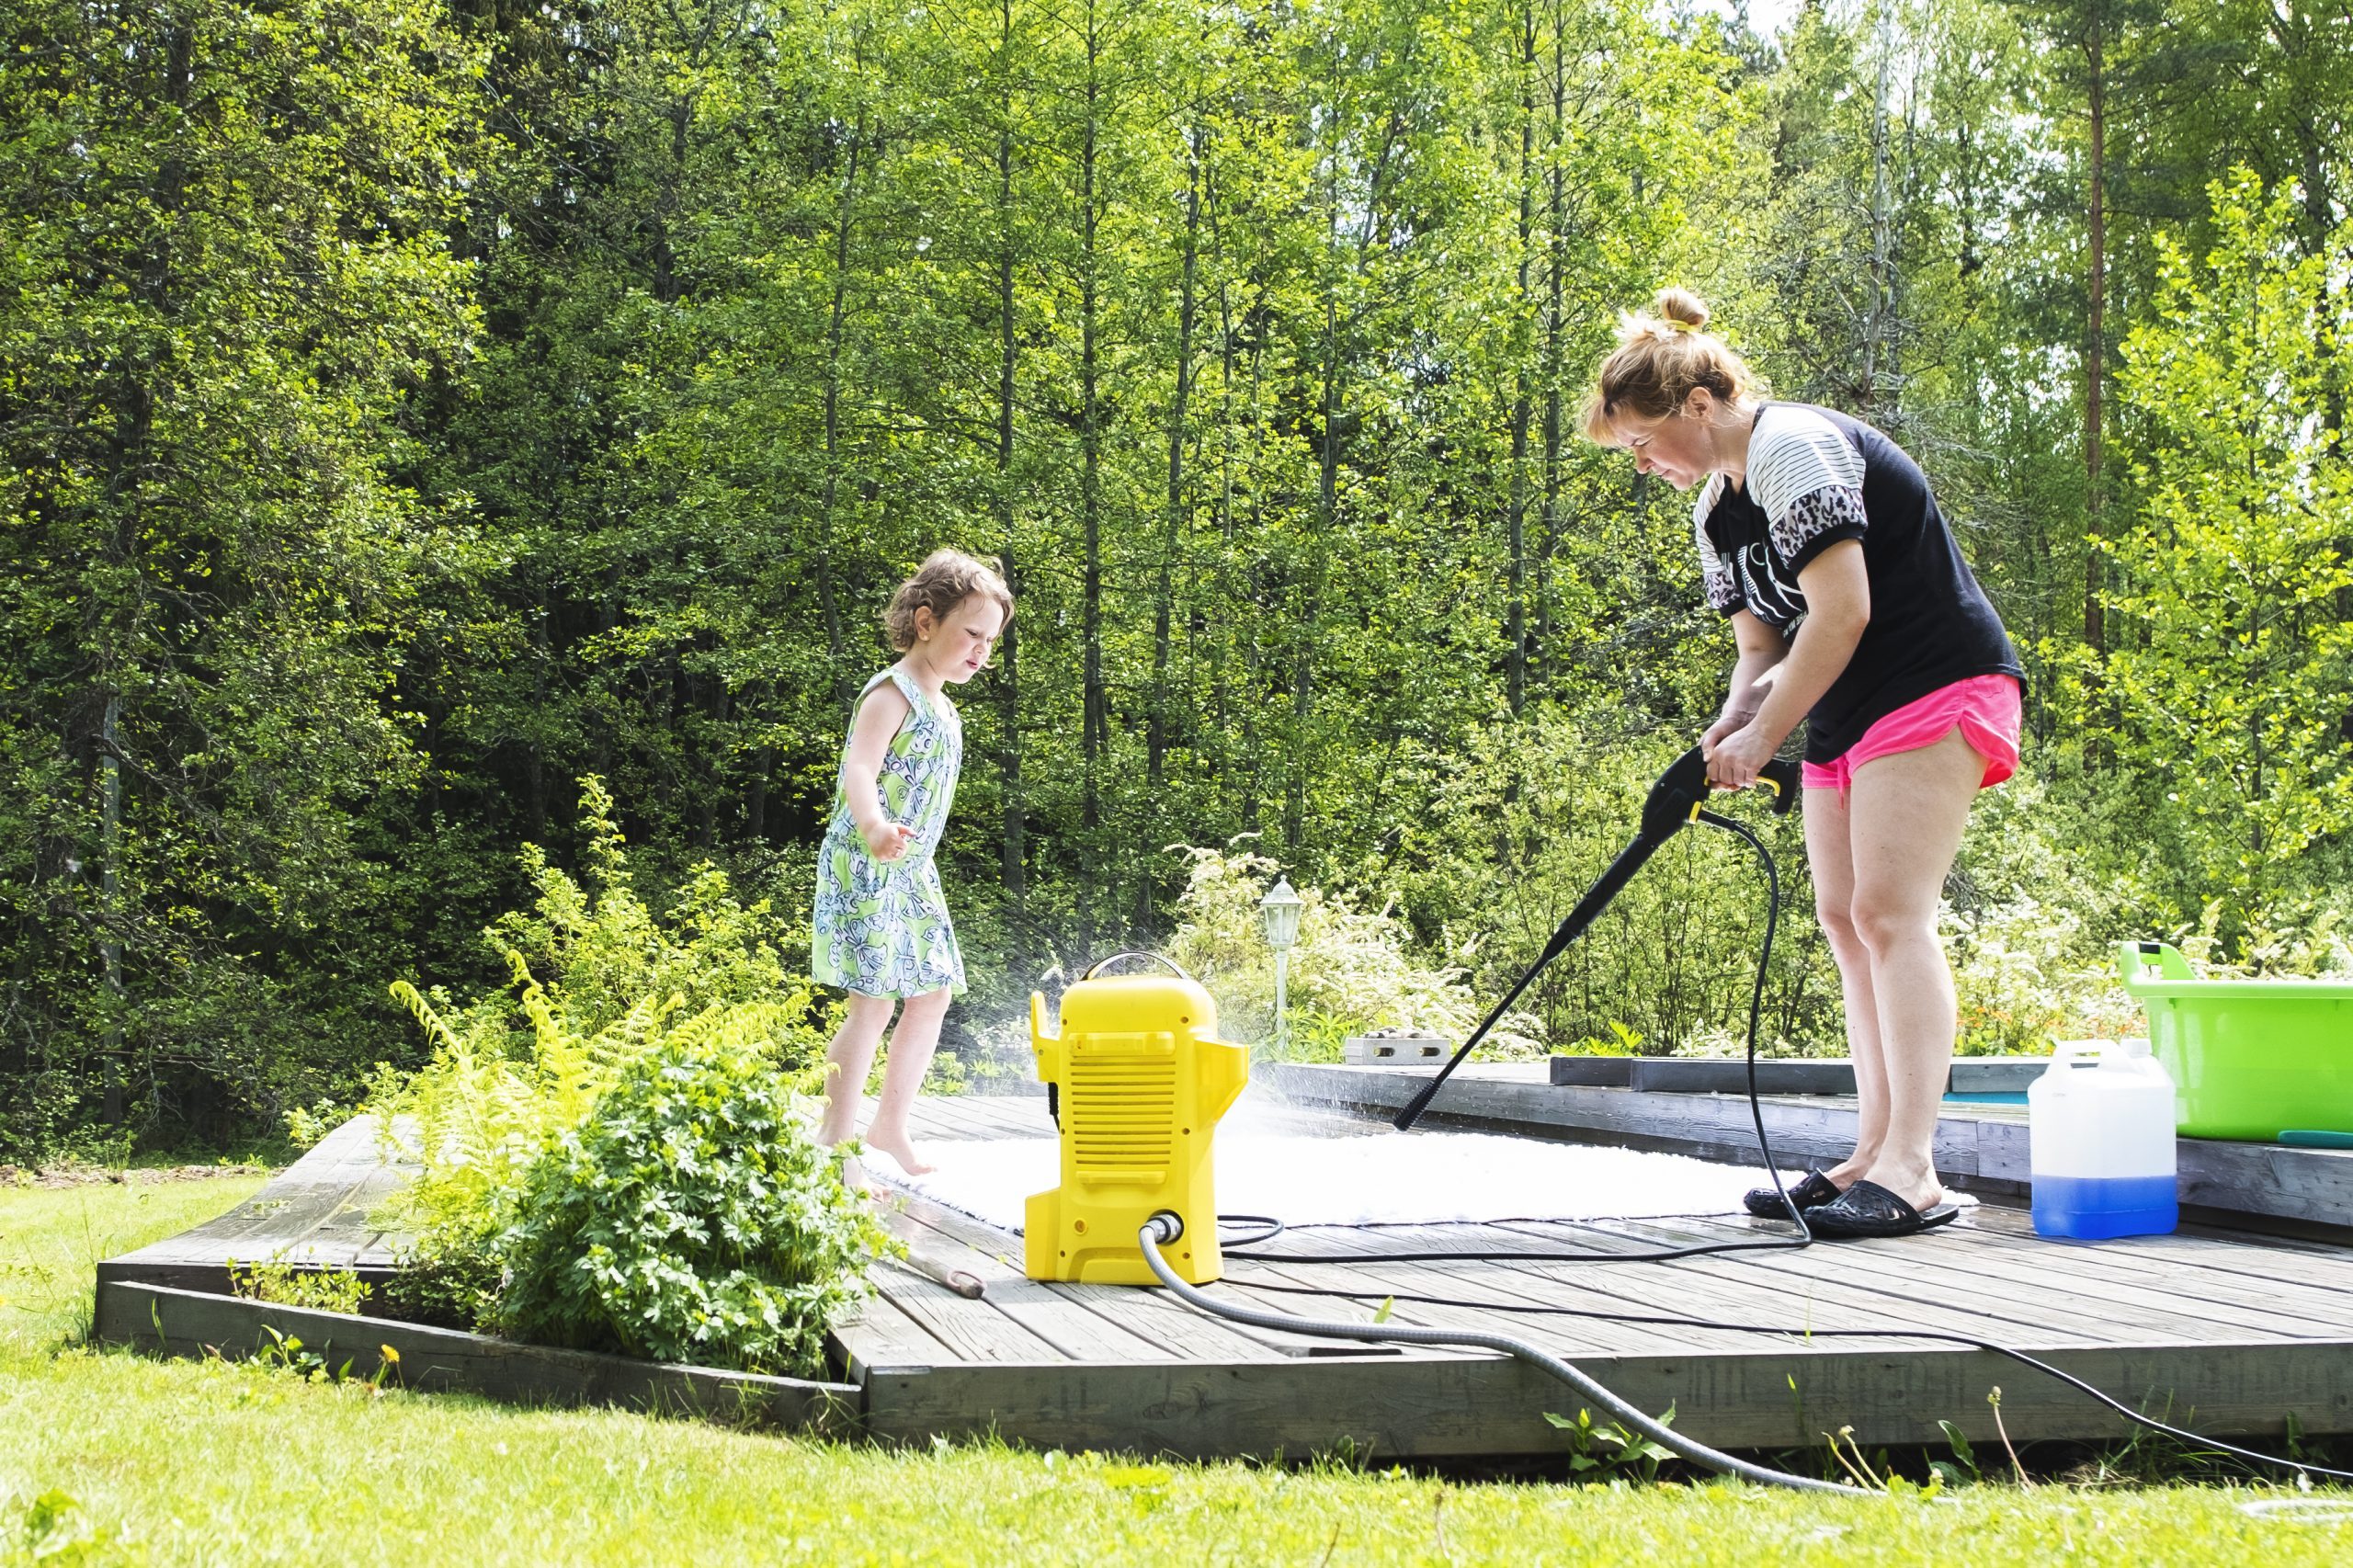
[{"x1": 1584, "y1": 288, "x2": 2025, "y2": 1239}]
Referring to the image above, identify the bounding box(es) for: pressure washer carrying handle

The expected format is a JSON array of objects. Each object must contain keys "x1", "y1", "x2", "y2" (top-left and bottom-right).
[
  {"x1": 1083, "y1": 951, "x2": 1197, "y2": 983},
  {"x1": 1391, "y1": 744, "x2": 1798, "y2": 1132}
]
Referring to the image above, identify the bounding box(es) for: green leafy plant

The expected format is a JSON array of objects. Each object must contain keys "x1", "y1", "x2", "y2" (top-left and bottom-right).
[
  {"x1": 247, "y1": 1325, "x2": 402, "y2": 1392},
  {"x1": 358, "y1": 781, "x2": 881, "y2": 1365},
  {"x1": 490, "y1": 1018, "x2": 891, "y2": 1377},
  {"x1": 1544, "y1": 1404, "x2": 1678, "y2": 1483},
  {"x1": 228, "y1": 1256, "x2": 369, "y2": 1316},
  {"x1": 1558, "y1": 1020, "x2": 1646, "y2": 1058},
  {"x1": 284, "y1": 1099, "x2": 359, "y2": 1153},
  {"x1": 18, "y1": 1488, "x2": 127, "y2": 1564},
  {"x1": 1933, "y1": 1418, "x2": 1983, "y2": 1487}
]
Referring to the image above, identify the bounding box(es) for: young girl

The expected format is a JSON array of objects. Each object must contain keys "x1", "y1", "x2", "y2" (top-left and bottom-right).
[
  {"x1": 812, "y1": 549, "x2": 1013, "y2": 1176},
  {"x1": 1584, "y1": 288, "x2": 2025, "y2": 1240}
]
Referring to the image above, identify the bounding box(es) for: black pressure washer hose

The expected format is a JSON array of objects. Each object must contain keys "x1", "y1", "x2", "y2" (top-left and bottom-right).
[
  {"x1": 1137, "y1": 744, "x2": 2353, "y2": 1491},
  {"x1": 1391, "y1": 744, "x2": 1795, "y2": 1136},
  {"x1": 1137, "y1": 1209, "x2": 1868, "y2": 1497}
]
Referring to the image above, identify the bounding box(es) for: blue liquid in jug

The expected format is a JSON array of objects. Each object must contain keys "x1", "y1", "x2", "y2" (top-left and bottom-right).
[{"x1": 2030, "y1": 1174, "x2": 2177, "y2": 1240}]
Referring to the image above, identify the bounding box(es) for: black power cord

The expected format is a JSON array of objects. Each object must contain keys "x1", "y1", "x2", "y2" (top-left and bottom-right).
[
  {"x1": 1222, "y1": 1274, "x2": 2353, "y2": 1484},
  {"x1": 1141, "y1": 1211, "x2": 1869, "y2": 1496}
]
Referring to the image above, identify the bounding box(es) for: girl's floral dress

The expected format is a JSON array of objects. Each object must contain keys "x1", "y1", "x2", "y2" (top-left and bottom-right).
[{"x1": 811, "y1": 668, "x2": 966, "y2": 998}]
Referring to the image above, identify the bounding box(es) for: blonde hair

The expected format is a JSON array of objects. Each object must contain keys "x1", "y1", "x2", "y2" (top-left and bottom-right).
[
  {"x1": 883, "y1": 549, "x2": 1015, "y2": 651},
  {"x1": 1580, "y1": 287, "x2": 1759, "y2": 443}
]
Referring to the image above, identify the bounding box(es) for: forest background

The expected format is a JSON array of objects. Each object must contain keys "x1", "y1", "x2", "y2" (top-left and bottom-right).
[{"x1": 6, "y1": 0, "x2": 2352, "y2": 1158}]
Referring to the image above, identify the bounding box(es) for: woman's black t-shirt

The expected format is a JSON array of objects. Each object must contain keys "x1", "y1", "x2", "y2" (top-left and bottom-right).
[{"x1": 1693, "y1": 403, "x2": 2023, "y2": 765}]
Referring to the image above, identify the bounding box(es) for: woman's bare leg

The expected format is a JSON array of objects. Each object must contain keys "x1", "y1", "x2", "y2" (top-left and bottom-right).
[
  {"x1": 1842, "y1": 728, "x2": 1986, "y2": 1211},
  {"x1": 1803, "y1": 784, "x2": 1886, "y2": 1188},
  {"x1": 863, "y1": 986, "x2": 950, "y2": 1176}
]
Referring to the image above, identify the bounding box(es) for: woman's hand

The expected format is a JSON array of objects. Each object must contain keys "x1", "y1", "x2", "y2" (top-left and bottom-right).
[
  {"x1": 1700, "y1": 708, "x2": 1755, "y2": 756},
  {"x1": 864, "y1": 819, "x2": 916, "y2": 861},
  {"x1": 1702, "y1": 720, "x2": 1786, "y2": 791}
]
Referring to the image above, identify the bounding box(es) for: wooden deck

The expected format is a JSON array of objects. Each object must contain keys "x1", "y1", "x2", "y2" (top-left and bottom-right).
[
  {"x1": 97, "y1": 1091, "x2": 2353, "y2": 1463},
  {"x1": 838, "y1": 1093, "x2": 2353, "y2": 1459},
  {"x1": 98, "y1": 1114, "x2": 412, "y2": 1298}
]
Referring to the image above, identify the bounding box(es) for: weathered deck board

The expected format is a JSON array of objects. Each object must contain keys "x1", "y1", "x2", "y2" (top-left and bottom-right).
[
  {"x1": 831, "y1": 1288, "x2": 953, "y2": 1378},
  {"x1": 870, "y1": 1266, "x2": 1070, "y2": 1365},
  {"x1": 97, "y1": 1116, "x2": 410, "y2": 1293},
  {"x1": 1573, "y1": 1211, "x2": 2334, "y2": 1348},
  {"x1": 1438, "y1": 1223, "x2": 2020, "y2": 1351},
  {"x1": 1483, "y1": 1218, "x2": 2125, "y2": 1348},
  {"x1": 1556, "y1": 1212, "x2": 2344, "y2": 1345},
  {"x1": 881, "y1": 1194, "x2": 1237, "y2": 1364},
  {"x1": 95, "y1": 1280, "x2": 858, "y2": 1432}
]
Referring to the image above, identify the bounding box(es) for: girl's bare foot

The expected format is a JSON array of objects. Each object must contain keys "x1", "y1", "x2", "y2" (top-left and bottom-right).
[
  {"x1": 863, "y1": 1131, "x2": 936, "y2": 1176},
  {"x1": 839, "y1": 1153, "x2": 870, "y2": 1193}
]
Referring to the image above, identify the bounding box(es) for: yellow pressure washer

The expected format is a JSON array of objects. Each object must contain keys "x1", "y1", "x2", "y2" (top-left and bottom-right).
[{"x1": 1025, "y1": 954, "x2": 1249, "y2": 1285}]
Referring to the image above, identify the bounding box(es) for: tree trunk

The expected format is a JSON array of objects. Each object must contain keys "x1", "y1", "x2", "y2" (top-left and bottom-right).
[
  {"x1": 99, "y1": 692, "x2": 124, "y2": 1127},
  {"x1": 1078, "y1": 7, "x2": 1107, "y2": 836},
  {"x1": 1863, "y1": 1, "x2": 1896, "y2": 421},
  {"x1": 746, "y1": 734, "x2": 771, "y2": 843},
  {"x1": 1151, "y1": 135, "x2": 1202, "y2": 790},
  {"x1": 94, "y1": 18, "x2": 197, "y2": 1126},
  {"x1": 1539, "y1": 7, "x2": 1567, "y2": 673},
  {"x1": 1207, "y1": 163, "x2": 1240, "y2": 787},
  {"x1": 817, "y1": 121, "x2": 866, "y2": 708},
  {"x1": 2083, "y1": 19, "x2": 2106, "y2": 655},
  {"x1": 995, "y1": 11, "x2": 1026, "y2": 905},
  {"x1": 1506, "y1": 12, "x2": 1536, "y2": 718}
]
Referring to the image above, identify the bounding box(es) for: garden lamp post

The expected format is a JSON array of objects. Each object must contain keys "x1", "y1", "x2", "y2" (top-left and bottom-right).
[{"x1": 1259, "y1": 876, "x2": 1303, "y2": 1055}]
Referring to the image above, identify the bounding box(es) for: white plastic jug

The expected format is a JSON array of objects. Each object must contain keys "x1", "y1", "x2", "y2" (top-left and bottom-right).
[{"x1": 2027, "y1": 1040, "x2": 2177, "y2": 1239}]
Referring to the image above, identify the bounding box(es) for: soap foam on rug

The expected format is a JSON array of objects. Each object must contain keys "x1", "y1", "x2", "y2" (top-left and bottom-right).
[{"x1": 868, "y1": 1122, "x2": 1970, "y2": 1235}]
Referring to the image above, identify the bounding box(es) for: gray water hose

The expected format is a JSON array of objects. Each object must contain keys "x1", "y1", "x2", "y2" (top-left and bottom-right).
[{"x1": 1138, "y1": 1213, "x2": 1867, "y2": 1496}]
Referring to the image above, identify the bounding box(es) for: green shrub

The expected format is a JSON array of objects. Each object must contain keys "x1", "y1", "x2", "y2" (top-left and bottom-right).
[
  {"x1": 228, "y1": 1256, "x2": 370, "y2": 1316},
  {"x1": 1160, "y1": 842, "x2": 1542, "y2": 1061},
  {"x1": 358, "y1": 778, "x2": 880, "y2": 1366},
  {"x1": 491, "y1": 1016, "x2": 888, "y2": 1377}
]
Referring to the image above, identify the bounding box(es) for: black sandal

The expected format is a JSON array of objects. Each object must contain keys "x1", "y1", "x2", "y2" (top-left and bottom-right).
[
  {"x1": 1743, "y1": 1169, "x2": 1841, "y2": 1220},
  {"x1": 1804, "y1": 1178, "x2": 1961, "y2": 1240}
]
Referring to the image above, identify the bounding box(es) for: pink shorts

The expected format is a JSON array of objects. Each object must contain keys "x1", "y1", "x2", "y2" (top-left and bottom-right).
[{"x1": 1801, "y1": 674, "x2": 2022, "y2": 796}]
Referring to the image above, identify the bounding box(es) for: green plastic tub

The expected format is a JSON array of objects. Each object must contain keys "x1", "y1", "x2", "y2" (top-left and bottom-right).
[{"x1": 2116, "y1": 941, "x2": 2353, "y2": 1139}]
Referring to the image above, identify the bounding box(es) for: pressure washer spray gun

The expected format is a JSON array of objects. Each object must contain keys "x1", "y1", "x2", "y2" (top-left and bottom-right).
[{"x1": 1391, "y1": 744, "x2": 1801, "y2": 1132}]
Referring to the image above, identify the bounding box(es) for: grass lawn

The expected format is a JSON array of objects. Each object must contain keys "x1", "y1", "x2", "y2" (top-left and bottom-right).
[{"x1": 3, "y1": 1176, "x2": 2349, "y2": 1564}]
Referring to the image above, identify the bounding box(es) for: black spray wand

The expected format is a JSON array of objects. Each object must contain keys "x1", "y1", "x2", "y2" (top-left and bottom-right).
[{"x1": 1391, "y1": 744, "x2": 1799, "y2": 1131}]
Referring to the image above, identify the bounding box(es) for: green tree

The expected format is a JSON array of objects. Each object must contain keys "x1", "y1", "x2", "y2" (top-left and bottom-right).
[
  {"x1": 0, "y1": 2, "x2": 482, "y2": 1153},
  {"x1": 2088, "y1": 173, "x2": 2353, "y2": 913}
]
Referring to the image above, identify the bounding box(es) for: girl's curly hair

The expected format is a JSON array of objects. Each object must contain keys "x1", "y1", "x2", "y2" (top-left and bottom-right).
[{"x1": 884, "y1": 549, "x2": 1016, "y2": 651}]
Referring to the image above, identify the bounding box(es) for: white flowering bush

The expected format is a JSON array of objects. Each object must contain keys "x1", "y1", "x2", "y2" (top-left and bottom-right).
[{"x1": 1160, "y1": 842, "x2": 1543, "y2": 1062}]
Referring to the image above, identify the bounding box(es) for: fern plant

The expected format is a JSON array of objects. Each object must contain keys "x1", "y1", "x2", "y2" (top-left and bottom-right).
[{"x1": 360, "y1": 778, "x2": 877, "y2": 1359}]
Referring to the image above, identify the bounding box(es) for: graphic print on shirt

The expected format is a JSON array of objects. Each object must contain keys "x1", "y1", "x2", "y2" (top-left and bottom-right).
[{"x1": 1732, "y1": 539, "x2": 1807, "y2": 626}]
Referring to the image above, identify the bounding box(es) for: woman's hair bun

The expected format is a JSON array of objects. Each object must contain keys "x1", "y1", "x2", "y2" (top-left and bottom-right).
[
  {"x1": 1653, "y1": 286, "x2": 1710, "y2": 332},
  {"x1": 1579, "y1": 286, "x2": 1754, "y2": 439}
]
